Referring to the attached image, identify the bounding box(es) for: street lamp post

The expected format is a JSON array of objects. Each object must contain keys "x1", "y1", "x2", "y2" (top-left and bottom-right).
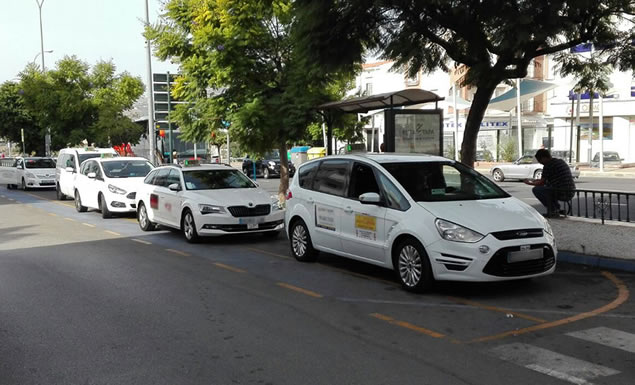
[
  {"x1": 32, "y1": 50, "x2": 53, "y2": 66},
  {"x1": 35, "y1": 0, "x2": 53, "y2": 156}
]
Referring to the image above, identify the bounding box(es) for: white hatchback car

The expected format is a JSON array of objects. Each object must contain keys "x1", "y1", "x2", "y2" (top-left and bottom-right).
[
  {"x1": 135, "y1": 163, "x2": 285, "y2": 242},
  {"x1": 285, "y1": 154, "x2": 556, "y2": 292},
  {"x1": 74, "y1": 157, "x2": 154, "y2": 218}
]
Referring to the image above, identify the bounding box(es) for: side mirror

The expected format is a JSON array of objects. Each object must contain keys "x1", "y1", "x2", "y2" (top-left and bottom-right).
[
  {"x1": 359, "y1": 192, "x2": 382, "y2": 205},
  {"x1": 87, "y1": 172, "x2": 96, "y2": 179},
  {"x1": 65, "y1": 167, "x2": 75, "y2": 173},
  {"x1": 168, "y1": 183, "x2": 181, "y2": 192}
]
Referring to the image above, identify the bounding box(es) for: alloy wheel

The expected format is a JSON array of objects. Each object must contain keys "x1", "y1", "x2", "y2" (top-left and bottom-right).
[
  {"x1": 398, "y1": 245, "x2": 423, "y2": 288},
  {"x1": 292, "y1": 224, "x2": 307, "y2": 257},
  {"x1": 184, "y1": 212, "x2": 195, "y2": 240}
]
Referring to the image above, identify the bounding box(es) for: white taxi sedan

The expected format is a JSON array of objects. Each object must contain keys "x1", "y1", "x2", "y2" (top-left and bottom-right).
[
  {"x1": 285, "y1": 154, "x2": 556, "y2": 292},
  {"x1": 135, "y1": 163, "x2": 284, "y2": 242},
  {"x1": 74, "y1": 157, "x2": 154, "y2": 218}
]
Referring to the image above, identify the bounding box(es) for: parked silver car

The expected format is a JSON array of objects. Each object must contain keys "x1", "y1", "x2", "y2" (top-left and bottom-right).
[{"x1": 490, "y1": 155, "x2": 580, "y2": 182}]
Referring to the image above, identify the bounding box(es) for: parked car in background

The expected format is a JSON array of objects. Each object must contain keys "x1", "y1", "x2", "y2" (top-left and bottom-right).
[
  {"x1": 56, "y1": 147, "x2": 118, "y2": 200},
  {"x1": 591, "y1": 151, "x2": 623, "y2": 168},
  {"x1": 242, "y1": 151, "x2": 295, "y2": 179},
  {"x1": 0, "y1": 157, "x2": 56, "y2": 190},
  {"x1": 475, "y1": 150, "x2": 493, "y2": 162},
  {"x1": 490, "y1": 155, "x2": 579, "y2": 182},
  {"x1": 74, "y1": 157, "x2": 154, "y2": 218}
]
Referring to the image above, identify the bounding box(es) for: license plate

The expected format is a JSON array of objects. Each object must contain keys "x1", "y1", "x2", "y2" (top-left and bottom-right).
[
  {"x1": 42, "y1": 180, "x2": 54, "y2": 184},
  {"x1": 247, "y1": 223, "x2": 258, "y2": 230},
  {"x1": 239, "y1": 217, "x2": 262, "y2": 229},
  {"x1": 507, "y1": 247, "x2": 543, "y2": 263}
]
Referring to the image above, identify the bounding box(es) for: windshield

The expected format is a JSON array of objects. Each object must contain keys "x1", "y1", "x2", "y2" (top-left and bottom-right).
[
  {"x1": 264, "y1": 150, "x2": 280, "y2": 160},
  {"x1": 25, "y1": 158, "x2": 55, "y2": 169},
  {"x1": 382, "y1": 161, "x2": 510, "y2": 202},
  {"x1": 101, "y1": 160, "x2": 153, "y2": 178},
  {"x1": 183, "y1": 169, "x2": 256, "y2": 190},
  {"x1": 78, "y1": 153, "x2": 104, "y2": 164}
]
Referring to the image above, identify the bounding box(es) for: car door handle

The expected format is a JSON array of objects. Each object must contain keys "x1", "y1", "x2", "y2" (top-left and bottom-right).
[{"x1": 344, "y1": 206, "x2": 353, "y2": 213}]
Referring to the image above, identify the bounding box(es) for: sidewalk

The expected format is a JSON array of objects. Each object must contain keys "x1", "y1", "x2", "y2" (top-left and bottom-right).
[{"x1": 474, "y1": 162, "x2": 635, "y2": 178}]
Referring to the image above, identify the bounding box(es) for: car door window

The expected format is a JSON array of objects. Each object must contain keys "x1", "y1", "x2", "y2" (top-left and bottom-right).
[
  {"x1": 166, "y1": 169, "x2": 182, "y2": 189},
  {"x1": 298, "y1": 161, "x2": 319, "y2": 189},
  {"x1": 80, "y1": 161, "x2": 91, "y2": 176},
  {"x1": 66, "y1": 155, "x2": 76, "y2": 170},
  {"x1": 144, "y1": 169, "x2": 158, "y2": 185},
  {"x1": 16, "y1": 159, "x2": 23, "y2": 169},
  {"x1": 313, "y1": 160, "x2": 350, "y2": 196},
  {"x1": 347, "y1": 162, "x2": 380, "y2": 200},
  {"x1": 153, "y1": 169, "x2": 171, "y2": 187},
  {"x1": 518, "y1": 156, "x2": 535, "y2": 164},
  {"x1": 377, "y1": 173, "x2": 410, "y2": 211}
]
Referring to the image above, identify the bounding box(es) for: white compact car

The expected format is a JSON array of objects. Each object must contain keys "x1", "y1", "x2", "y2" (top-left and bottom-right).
[
  {"x1": 285, "y1": 154, "x2": 556, "y2": 292},
  {"x1": 74, "y1": 157, "x2": 154, "y2": 218},
  {"x1": 135, "y1": 163, "x2": 285, "y2": 243},
  {"x1": 0, "y1": 157, "x2": 56, "y2": 190},
  {"x1": 56, "y1": 147, "x2": 118, "y2": 200}
]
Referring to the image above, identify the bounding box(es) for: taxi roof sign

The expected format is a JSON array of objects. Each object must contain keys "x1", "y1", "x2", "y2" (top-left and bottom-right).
[
  {"x1": 183, "y1": 159, "x2": 201, "y2": 167},
  {"x1": 100, "y1": 153, "x2": 115, "y2": 158}
]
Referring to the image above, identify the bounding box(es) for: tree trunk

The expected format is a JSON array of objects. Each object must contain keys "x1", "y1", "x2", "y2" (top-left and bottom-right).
[
  {"x1": 278, "y1": 141, "x2": 289, "y2": 204},
  {"x1": 460, "y1": 80, "x2": 500, "y2": 168}
]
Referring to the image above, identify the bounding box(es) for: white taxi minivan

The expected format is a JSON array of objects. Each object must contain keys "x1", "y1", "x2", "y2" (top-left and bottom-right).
[
  {"x1": 285, "y1": 154, "x2": 556, "y2": 292},
  {"x1": 136, "y1": 163, "x2": 285, "y2": 242},
  {"x1": 74, "y1": 157, "x2": 154, "y2": 218},
  {"x1": 55, "y1": 147, "x2": 118, "y2": 200}
]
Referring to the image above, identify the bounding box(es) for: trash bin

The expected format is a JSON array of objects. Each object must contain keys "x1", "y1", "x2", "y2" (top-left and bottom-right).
[
  {"x1": 307, "y1": 147, "x2": 327, "y2": 160},
  {"x1": 290, "y1": 146, "x2": 310, "y2": 168}
]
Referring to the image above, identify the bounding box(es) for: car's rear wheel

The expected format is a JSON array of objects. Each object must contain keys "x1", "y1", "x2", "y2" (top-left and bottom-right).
[
  {"x1": 99, "y1": 194, "x2": 112, "y2": 219},
  {"x1": 534, "y1": 169, "x2": 542, "y2": 180},
  {"x1": 74, "y1": 190, "x2": 87, "y2": 212},
  {"x1": 289, "y1": 219, "x2": 317, "y2": 262},
  {"x1": 137, "y1": 203, "x2": 156, "y2": 231},
  {"x1": 263, "y1": 167, "x2": 270, "y2": 179},
  {"x1": 182, "y1": 209, "x2": 199, "y2": 243},
  {"x1": 393, "y1": 238, "x2": 433, "y2": 293},
  {"x1": 492, "y1": 169, "x2": 505, "y2": 182}
]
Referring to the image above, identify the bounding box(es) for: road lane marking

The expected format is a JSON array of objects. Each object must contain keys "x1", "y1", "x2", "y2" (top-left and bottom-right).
[
  {"x1": 276, "y1": 282, "x2": 323, "y2": 298},
  {"x1": 490, "y1": 343, "x2": 619, "y2": 384},
  {"x1": 468, "y1": 271, "x2": 629, "y2": 343},
  {"x1": 63, "y1": 217, "x2": 75, "y2": 222},
  {"x1": 131, "y1": 238, "x2": 152, "y2": 245},
  {"x1": 214, "y1": 262, "x2": 246, "y2": 273},
  {"x1": 104, "y1": 230, "x2": 121, "y2": 236},
  {"x1": 370, "y1": 313, "x2": 445, "y2": 338},
  {"x1": 567, "y1": 327, "x2": 635, "y2": 354},
  {"x1": 447, "y1": 296, "x2": 547, "y2": 323},
  {"x1": 166, "y1": 248, "x2": 190, "y2": 257},
  {"x1": 124, "y1": 218, "x2": 138, "y2": 223},
  {"x1": 26, "y1": 204, "x2": 33, "y2": 208},
  {"x1": 48, "y1": 212, "x2": 58, "y2": 217},
  {"x1": 244, "y1": 247, "x2": 292, "y2": 260},
  {"x1": 81, "y1": 223, "x2": 96, "y2": 228}
]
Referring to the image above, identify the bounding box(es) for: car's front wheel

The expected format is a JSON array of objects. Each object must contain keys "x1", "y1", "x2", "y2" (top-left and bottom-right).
[
  {"x1": 74, "y1": 190, "x2": 87, "y2": 212},
  {"x1": 393, "y1": 238, "x2": 433, "y2": 293},
  {"x1": 56, "y1": 183, "x2": 66, "y2": 200},
  {"x1": 99, "y1": 194, "x2": 112, "y2": 219},
  {"x1": 534, "y1": 169, "x2": 542, "y2": 180},
  {"x1": 263, "y1": 167, "x2": 270, "y2": 179},
  {"x1": 289, "y1": 219, "x2": 317, "y2": 262},
  {"x1": 182, "y1": 209, "x2": 199, "y2": 243},
  {"x1": 137, "y1": 203, "x2": 156, "y2": 231},
  {"x1": 492, "y1": 169, "x2": 505, "y2": 182},
  {"x1": 21, "y1": 178, "x2": 28, "y2": 191}
]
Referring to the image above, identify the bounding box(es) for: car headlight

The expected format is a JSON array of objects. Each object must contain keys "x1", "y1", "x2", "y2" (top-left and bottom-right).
[
  {"x1": 271, "y1": 196, "x2": 283, "y2": 211},
  {"x1": 26, "y1": 172, "x2": 36, "y2": 178},
  {"x1": 543, "y1": 218, "x2": 553, "y2": 236},
  {"x1": 435, "y1": 219, "x2": 484, "y2": 243},
  {"x1": 108, "y1": 184, "x2": 127, "y2": 195},
  {"x1": 199, "y1": 204, "x2": 225, "y2": 214}
]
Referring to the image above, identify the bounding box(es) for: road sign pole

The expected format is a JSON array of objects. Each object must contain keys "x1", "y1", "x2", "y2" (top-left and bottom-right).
[
  {"x1": 167, "y1": 71, "x2": 173, "y2": 164},
  {"x1": 144, "y1": 0, "x2": 156, "y2": 165}
]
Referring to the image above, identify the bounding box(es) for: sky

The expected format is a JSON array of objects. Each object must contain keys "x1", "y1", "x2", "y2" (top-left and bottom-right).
[{"x1": 0, "y1": 0, "x2": 177, "y2": 85}]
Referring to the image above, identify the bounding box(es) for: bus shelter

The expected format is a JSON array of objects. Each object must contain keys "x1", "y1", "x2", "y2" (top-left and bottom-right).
[{"x1": 318, "y1": 88, "x2": 445, "y2": 155}]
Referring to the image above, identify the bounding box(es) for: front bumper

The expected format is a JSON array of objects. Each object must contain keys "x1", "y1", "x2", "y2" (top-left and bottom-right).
[
  {"x1": 196, "y1": 209, "x2": 285, "y2": 236},
  {"x1": 26, "y1": 178, "x2": 56, "y2": 188},
  {"x1": 104, "y1": 191, "x2": 137, "y2": 213},
  {"x1": 426, "y1": 232, "x2": 557, "y2": 282}
]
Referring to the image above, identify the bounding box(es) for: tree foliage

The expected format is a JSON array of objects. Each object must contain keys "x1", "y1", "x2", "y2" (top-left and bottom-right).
[
  {"x1": 294, "y1": 0, "x2": 635, "y2": 166},
  {"x1": 146, "y1": 0, "x2": 357, "y2": 197},
  {"x1": 17, "y1": 56, "x2": 145, "y2": 151},
  {"x1": 0, "y1": 81, "x2": 41, "y2": 154}
]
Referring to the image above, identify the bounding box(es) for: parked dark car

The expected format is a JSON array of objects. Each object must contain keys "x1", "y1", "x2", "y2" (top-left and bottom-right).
[{"x1": 242, "y1": 151, "x2": 296, "y2": 179}]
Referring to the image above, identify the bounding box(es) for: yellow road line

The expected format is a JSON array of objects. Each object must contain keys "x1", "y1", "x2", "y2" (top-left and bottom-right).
[
  {"x1": 243, "y1": 247, "x2": 292, "y2": 260},
  {"x1": 276, "y1": 282, "x2": 323, "y2": 298},
  {"x1": 467, "y1": 271, "x2": 629, "y2": 344},
  {"x1": 104, "y1": 230, "x2": 121, "y2": 236},
  {"x1": 447, "y1": 296, "x2": 547, "y2": 324},
  {"x1": 48, "y1": 212, "x2": 58, "y2": 217},
  {"x1": 214, "y1": 262, "x2": 246, "y2": 273},
  {"x1": 26, "y1": 204, "x2": 33, "y2": 208},
  {"x1": 63, "y1": 217, "x2": 75, "y2": 222},
  {"x1": 81, "y1": 223, "x2": 96, "y2": 228},
  {"x1": 131, "y1": 238, "x2": 152, "y2": 245},
  {"x1": 166, "y1": 248, "x2": 190, "y2": 257},
  {"x1": 124, "y1": 218, "x2": 138, "y2": 223},
  {"x1": 370, "y1": 313, "x2": 445, "y2": 338}
]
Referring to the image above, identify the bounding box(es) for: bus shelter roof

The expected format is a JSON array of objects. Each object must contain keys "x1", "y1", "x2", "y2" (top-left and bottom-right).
[{"x1": 318, "y1": 88, "x2": 444, "y2": 113}]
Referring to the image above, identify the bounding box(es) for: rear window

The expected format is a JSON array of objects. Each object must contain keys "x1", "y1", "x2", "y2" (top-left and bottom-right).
[{"x1": 78, "y1": 153, "x2": 103, "y2": 164}]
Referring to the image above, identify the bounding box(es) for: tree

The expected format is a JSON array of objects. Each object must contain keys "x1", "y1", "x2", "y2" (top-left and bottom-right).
[
  {"x1": 18, "y1": 56, "x2": 145, "y2": 150},
  {"x1": 0, "y1": 81, "x2": 42, "y2": 155},
  {"x1": 294, "y1": 1, "x2": 635, "y2": 166},
  {"x1": 146, "y1": 0, "x2": 355, "y2": 200}
]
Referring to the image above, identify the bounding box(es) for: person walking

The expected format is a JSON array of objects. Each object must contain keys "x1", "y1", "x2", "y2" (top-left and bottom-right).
[{"x1": 524, "y1": 149, "x2": 576, "y2": 217}]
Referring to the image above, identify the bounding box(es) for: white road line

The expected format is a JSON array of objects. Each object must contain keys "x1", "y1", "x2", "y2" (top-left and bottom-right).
[
  {"x1": 567, "y1": 327, "x2": 635, "y2": 354},
  {"x1": 82, "y1": 223, "x2": 96, "y2": 228},
  {"x1": 490, "y1": 343, "x2": 619, "y2": 385},
  {"x1": 131, "y1": 238, "x2": 152, "y2": 245}
]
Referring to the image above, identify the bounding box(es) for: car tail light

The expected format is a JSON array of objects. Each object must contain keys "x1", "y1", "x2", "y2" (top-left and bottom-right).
[
  {"x1": 150, "y1": 194, "x2": 159, "y2": 209},
  {"x1": 286, "y1": 190, "x2": 293, "y2": 200}
]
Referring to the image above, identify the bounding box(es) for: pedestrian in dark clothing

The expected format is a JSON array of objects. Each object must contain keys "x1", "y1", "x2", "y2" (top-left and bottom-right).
[{"x1": 524, "y1": 149, "x2": 576, "y2": 217}]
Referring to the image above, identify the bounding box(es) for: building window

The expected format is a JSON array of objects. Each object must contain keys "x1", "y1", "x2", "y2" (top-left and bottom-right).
[
  {"x1": 405, "y1": 72, "x2": 420, "y2": 86},
  {"x1": 365, "y1": 82, "x2": 373, "y2": 96}
]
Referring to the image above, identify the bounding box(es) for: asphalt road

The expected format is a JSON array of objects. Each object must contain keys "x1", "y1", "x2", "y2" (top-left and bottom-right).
[{"x1": 1, "y1": 185, "x2": 634, "y2": 385}]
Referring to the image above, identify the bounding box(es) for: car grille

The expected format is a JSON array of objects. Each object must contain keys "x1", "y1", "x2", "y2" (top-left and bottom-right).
[
  {"x1": 227, "y1": 204, "x2": 271, "y2": 217},
  {"x1": 491, "y1": 228, "x2": 543, "y2": 241},
  {"x1": 126, "y1": 192, "x2": 136, "y2": 200},
  {"x1": 483, "y1": 244, "x2": 555, "y2": 277}
]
